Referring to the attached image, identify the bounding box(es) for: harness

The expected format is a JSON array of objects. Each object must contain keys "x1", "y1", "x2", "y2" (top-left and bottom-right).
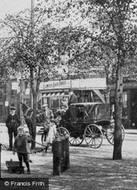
[{"x1": 24, "y1": 108, "x2": 33, "y2": 119}]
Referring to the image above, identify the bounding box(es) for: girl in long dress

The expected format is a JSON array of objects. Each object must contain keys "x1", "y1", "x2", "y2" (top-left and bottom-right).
[{"x1": 44, "y1": 119, "x2": 57, "y2": 152}]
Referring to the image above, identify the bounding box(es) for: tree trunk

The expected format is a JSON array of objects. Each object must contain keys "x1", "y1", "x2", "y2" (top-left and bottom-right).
[
  {"x1": 113, "y1": 65, "x2": 123, "y2": 159},
  {"x1": 31, "y1": 91, "x2": 37, "y2": 149},
  {"x1": 30, "y1": 68, "x2": 37, "y2": 149}
]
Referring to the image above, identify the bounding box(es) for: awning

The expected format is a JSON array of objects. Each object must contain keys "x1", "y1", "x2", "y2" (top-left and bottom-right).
[
  {"x1": 47, "y1": 93, "x2": 51, "y2": 97},
  {"x1": 61, "y1": 92, "x2": 65, "y2": 96},
  {"x1": 42, "y1": 92, "x2": 68, "y2": 98},
  {"x1": 56, "y1": 93, "x2": 60, "y2": 96},
  {"x1": 42, "y1": 93, "x2": 51, "y2": 97},
  {"x1": 51, "y1": 93, "x2": 55, "y2": 97}
]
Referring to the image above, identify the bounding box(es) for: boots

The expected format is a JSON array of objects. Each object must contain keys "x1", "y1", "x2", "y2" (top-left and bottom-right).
[
  {"x1": 27, "y1": 169, "x2": 31, "y2": 174},
  {"x1": 17, "y1": 167, "x2": 24, "y2": 174}
]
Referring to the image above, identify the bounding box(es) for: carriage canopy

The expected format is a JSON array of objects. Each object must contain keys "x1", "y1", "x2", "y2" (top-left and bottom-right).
[{"x1": 69, "y1": 102, "x2": 111, "y2": 123}]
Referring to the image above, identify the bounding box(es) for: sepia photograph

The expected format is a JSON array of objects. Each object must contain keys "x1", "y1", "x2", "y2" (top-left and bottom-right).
[{"x1": 0, "y1": 0, "x2": 137, "y2": 189}]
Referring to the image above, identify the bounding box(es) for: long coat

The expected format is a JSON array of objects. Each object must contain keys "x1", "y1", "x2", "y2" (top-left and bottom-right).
[{"x1": 6, "y1": 114, "x2": 21, "y2": 130}]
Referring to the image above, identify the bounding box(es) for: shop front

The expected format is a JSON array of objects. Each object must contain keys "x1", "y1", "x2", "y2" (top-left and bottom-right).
[
  {"x1": 39, "y1": 78, "x2": 107, "y2": 114},
  {"x1": 110, "y1": 81, "x2": 137, "y2": 129}
]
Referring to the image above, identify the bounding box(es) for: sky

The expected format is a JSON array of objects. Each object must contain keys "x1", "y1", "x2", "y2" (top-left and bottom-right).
[
  {"x1": 0, "y1": 0, "x2": 32, "y2": 20},
  {"x1": 0, "y1": 0, "x2": 42, "y2": 38}
]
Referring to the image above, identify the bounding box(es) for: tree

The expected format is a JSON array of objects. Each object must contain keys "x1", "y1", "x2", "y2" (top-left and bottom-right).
[
  {"x1": 36, "y1": 0, "x2": 137, "y2": 158},
  {"x1": 1, "y1": 9, "x2": 63, "y2": 149},
  {"x1": 84, "y1": 0, "x2": 137, "y2": 159},
  {"x1": 2, "y1": 0, "x2": 137, "y2": 154},
  {"x1": 54, "y1": 0, "x2": 137, "y2": 159},
  {"x1": 1, "y1": 4, "x2": 92, "y2": 148}
]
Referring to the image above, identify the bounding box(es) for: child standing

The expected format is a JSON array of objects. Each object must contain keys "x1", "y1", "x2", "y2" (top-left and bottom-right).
[
  {"x1": 25, "y1": 129, "x2": 32, "y2": 163},
  {"x1": 44, "y1": 119, "x2": 57, "y2": 152},
  {"x1": 13, "y1": 126, "x2": 31, "y2": 174}
]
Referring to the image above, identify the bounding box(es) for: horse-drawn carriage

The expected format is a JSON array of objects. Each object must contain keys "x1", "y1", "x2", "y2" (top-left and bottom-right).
[
  {"x1": 20, "y1": 101, "x2": 125, "y2": 149},
  {"x1": 57, "y1": 102, "x2": 125, "y2": 148}
]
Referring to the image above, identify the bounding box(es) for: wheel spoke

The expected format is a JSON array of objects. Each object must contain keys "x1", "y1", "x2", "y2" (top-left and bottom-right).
[
  {"x1": 84, "y1": 124, "x2": 103, "y2": 149},
  {"x1": 57, "y1": 127, "x2": 70, "y2": 137},
  {"x1": 69, "y1": 136, "x2": 83, "y2": 146},
  {"x1": 106, "y1": 123, "x2": 125, "y2": 145}
]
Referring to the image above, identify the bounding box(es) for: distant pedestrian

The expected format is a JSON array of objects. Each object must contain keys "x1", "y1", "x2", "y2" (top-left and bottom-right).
[
  {"x1": 6, "y1": 106, "x2": 21, "y2": 151},
  {"x1": 13, "y1": 126, "x2": 31, "y2": 174}
]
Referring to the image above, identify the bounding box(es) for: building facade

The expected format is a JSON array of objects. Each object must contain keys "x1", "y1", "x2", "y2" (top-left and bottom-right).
[
  {"x1": 2, "y1": 75, "x2": 137, "y2": 129},
  {"x1": 110, "y1": 81, "x2": 137, "y2": 129},
  {"x1": 39, "y1": 78, "x2": 108, "y2": 114}
]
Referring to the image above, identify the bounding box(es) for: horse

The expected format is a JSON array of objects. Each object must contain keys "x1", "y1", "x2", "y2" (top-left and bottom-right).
[{"x1": 20, "y1": 102, "x2": 44, "y2": 137}]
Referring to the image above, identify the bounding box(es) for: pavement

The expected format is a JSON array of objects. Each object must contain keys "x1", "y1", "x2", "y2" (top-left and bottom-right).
[{"x1": 1, "y1": 123, "x2": 137, "y2": 190}]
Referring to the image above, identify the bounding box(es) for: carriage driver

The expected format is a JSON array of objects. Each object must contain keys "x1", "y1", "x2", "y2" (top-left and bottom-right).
[
  {"x1": 42, "y1": 103, "x2": 54, "y2": 141},
  {"x1": 68, "y1": 90, "x2": 78, "y2": 106}
]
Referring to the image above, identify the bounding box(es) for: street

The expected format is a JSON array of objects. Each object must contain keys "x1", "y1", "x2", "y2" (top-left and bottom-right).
[
  {"x1": 1, "y1": 123, "x2": 137, "y2": 160},
  {"x1": 1, "y1": 123, "x2": 137, "y2": 159},
  {"x1": 1, "y1": 124, "x2": 137, "y2": 190},
  {"x1": 0, "y1": 123, "x2": 137, "y2": 169}
]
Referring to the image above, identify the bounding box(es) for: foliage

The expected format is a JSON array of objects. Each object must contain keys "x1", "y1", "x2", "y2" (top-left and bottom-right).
[
  {"x1": 85, "y1": 0, "x2": 137, "y2": 159},
  {"x1": 0, "y1": 8, "x2": 63, "y2": 148},
  {"x1": 1, "y1": 0, "x2": 137, "y2": 152}
]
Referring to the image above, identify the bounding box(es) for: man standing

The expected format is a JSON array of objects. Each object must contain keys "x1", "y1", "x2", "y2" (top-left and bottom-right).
[
  {"x1": 6, "y1": 106, "x2": 21, "y2": 150},
  {"x1": 42, "y1": 103, "x2": 54, "y2": 120}
]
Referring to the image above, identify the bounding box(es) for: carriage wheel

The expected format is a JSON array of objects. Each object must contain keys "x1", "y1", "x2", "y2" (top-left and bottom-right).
[
  {"x1": 106, "y1": 122, "x2": 125, "y2": 145},
  {"x1": 56, "y1": 127, "x2": 70, "y2": 137},
  {"x1": 84, "y1": 124, "x2": 103, "y2": 149},
  {"x1": 69, "y1": 134, "x2": 84, "y2": 146}
]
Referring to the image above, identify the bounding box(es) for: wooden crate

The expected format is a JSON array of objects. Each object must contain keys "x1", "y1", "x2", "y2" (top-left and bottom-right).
[{"x1": 5, "y1": 160, "x2": 24, "y2": 174}]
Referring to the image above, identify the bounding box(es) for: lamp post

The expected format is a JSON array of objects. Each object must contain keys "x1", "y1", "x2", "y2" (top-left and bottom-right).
[
  {"x1": 20, "y1": 75, "x2": 24, "y2": 126},
  {"x1": 31, "y1": 0, "x2": 34, "y2": 27},
  {"x1": 20, "y1": 63, "x2": 24, "y2": 126},
  {"x1": 30, "y1": 0, "x2": 34, "y2": 108}
]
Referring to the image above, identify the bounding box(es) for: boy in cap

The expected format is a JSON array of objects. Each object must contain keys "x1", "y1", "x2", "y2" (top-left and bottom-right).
[{"x1": 13, "y1": 126, "x2": 31, "y2": 174}]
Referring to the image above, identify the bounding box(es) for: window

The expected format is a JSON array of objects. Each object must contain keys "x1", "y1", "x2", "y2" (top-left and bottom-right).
[
  {"x1": 11, "y1": 90, "x2": 17, "y2": 96},
  {"x1": 50, "y1": 98, "x2": 60, "y2": 109}
]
